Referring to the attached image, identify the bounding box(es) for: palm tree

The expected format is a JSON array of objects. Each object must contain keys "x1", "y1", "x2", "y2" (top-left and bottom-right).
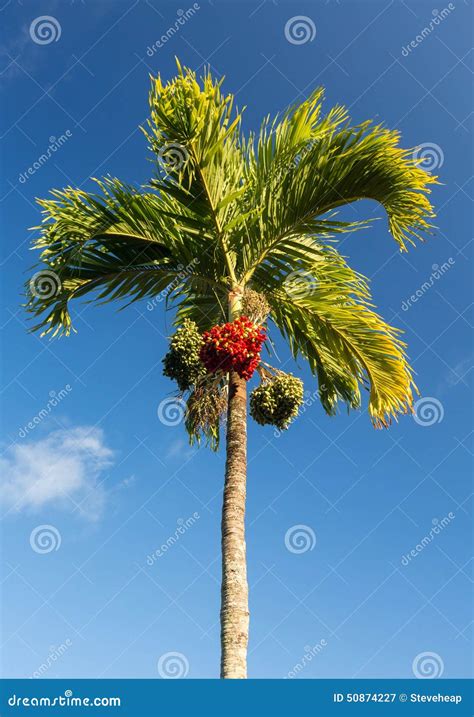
[{"x1": 26, "y1": 62, "x2": 436, "y2": 679}]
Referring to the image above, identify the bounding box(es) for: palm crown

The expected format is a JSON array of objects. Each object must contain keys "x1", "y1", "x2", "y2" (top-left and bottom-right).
[{"x1": 27, "y1": 61, "x2": 436, "y2": 432}]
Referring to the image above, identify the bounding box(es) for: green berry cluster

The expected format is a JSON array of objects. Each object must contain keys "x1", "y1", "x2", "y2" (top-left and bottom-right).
[
  {"x1": 162, "y1": 319, "x2": 206, "y2": 392},
  {"x1": 250, "y1": 373, "x2": 304, "y2": 430}
]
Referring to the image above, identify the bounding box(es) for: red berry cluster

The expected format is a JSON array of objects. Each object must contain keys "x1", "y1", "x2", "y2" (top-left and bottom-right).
[{"x1": 200, "y1": 316, "x2": 267, "y2": 381}]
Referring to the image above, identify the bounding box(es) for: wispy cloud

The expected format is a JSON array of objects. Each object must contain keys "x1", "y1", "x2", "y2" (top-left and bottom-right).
[
  {"x1": 165, "y1": 438, "x2": 196, "y2": 462},
  {"x1": 0, "y1": 427, "x2": 114, "y2": 520}
]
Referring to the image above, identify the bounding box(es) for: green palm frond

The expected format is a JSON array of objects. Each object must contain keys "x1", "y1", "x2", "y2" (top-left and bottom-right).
[
  {"x1": 262, "y1": 247, "x2": 416, "y2": 427},
  {"x1": 26, "y1": 176, "x2": 224, "y2": 336},
  {"x1": 239, "y1": 90, "x2": 437, "y2": 282},
  {"x1": 144, "y1": 63, "x2": 248, "y2": 283}
]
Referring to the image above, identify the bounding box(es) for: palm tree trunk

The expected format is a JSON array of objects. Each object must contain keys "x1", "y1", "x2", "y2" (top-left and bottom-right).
[{"x1": 220, "y1": 289, "x2": 249, "y2": 679}]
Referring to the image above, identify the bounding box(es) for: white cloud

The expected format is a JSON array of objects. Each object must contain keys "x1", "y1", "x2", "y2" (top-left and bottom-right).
[
  {"x1": 165, "y1": 438, "x2": 198, "y2": 463},
  {"x1": 0, "y1": 427, "x2": 114, "y2": 521}
]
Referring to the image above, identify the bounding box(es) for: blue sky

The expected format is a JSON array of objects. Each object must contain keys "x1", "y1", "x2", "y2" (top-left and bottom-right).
[{"x1": 1, "y1": 0, "x2": 472, "y2": 681}]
